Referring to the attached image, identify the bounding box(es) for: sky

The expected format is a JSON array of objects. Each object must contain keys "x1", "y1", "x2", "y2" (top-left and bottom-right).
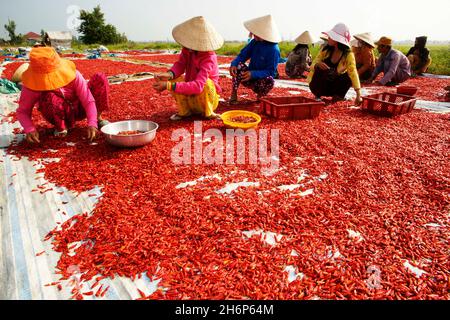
[{"x1": 1, "y1": 0, "x2": 450, "y2": 42}]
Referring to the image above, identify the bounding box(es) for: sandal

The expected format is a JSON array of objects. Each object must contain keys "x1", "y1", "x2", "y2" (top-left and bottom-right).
[
  {"x1": 54, "y1": 129, "x2": 68, "y2": 137},
  {"x1": 228, "y1": 98, "x2": 239, "y2": 105},
  {"x1": 332, "y1": 96, "x2": 346, "y2": 103},
  {"x1": 170, "y1": 113, "x2": 190, "y2": 121},
  {"x1": 206, "y1": 113, "x2": 222, "y2": 120},
  {"x1": 98, "y1": 119, "x2": 111, "y2": 129},
  {"x1": 228, "y1": 93, "x2": 238, "y2": 105}
]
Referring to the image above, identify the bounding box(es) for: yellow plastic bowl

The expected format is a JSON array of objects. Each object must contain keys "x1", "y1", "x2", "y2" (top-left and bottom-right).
[{"x1": 221, "y1": 110, "x2": 262, "y2": 130}]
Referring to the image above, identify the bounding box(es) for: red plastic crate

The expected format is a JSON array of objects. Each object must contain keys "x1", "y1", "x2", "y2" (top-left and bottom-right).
[
  {"x1": 260, "y1": 96, "x2": 325, "y2": 120},
  {"x1": 361, "y1": 92, "x2": 417, "y2": 116},
  {"x1": 397, "y1": 85, "x2": 418, "y2": 96}
]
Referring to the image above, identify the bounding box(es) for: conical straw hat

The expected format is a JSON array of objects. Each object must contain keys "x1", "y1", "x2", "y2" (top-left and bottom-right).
[
  {"x1": 294, "y1": 31, "x2": 316, "y2": 45},
  {"x1": 12, "y1": 63, "x2": 29, "y2": 83},
  {"x1": 244, "y1": 15, "x2": 281, "y2": 43},
  {"x1": 354, "y1": 32, "x2": 375, "y2": 48},
  {"x1": 172, "y1": 16, "x2": 224, "y2": 52},
  {"x1": 350, "y1": 39, "x2": 360, "y2": 48}
]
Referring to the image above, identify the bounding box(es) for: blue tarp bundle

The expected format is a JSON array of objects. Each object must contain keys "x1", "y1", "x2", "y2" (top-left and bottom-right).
[{"x1": 0, "y1": 79, "x2": 20, "y2": 94}]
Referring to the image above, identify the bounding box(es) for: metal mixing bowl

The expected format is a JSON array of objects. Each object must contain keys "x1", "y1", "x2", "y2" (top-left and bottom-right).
[{"x1": 101, "y1": 120, "x2": 159, "y2": 148}]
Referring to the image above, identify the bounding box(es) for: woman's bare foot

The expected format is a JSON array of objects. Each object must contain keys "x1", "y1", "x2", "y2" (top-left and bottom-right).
[
  {"x1": 229, "y1": 91, "x2": 238, "y2": 104},
  {"x1": 256, "y1": 93, "x2": 265, "y2": 101}
]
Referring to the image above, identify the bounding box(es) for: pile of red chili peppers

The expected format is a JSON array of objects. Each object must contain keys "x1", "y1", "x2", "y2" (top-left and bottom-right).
[
  {"x1": 60, "y1": 53, "x2": 86, "y2": 59},
  {"x1": 2, "y1": 54, "x2": 450, "y2": 300},
  {"x1": 1, "y1": 60, "x2": 166, "y2": 80}
]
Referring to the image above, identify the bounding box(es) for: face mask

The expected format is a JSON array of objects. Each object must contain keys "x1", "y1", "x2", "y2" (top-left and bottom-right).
[{"x1": 247, "y1": 33, "x2": 253, "y2": 44}]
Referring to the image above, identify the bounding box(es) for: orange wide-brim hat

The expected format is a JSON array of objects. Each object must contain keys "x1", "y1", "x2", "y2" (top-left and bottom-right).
[
  {"x1": 375, "y1": 36, "x2": 393, "y2": 47},
  {"x1": 22, "y1": 47, "x2": 76, "y2": 91}
]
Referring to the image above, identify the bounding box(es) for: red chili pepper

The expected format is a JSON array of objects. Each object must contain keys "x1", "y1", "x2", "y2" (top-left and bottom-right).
[
  {"x1": 95, "y1": 285, "x2": 104, "y2": 297},
  {"x1": 137, "y1": 289, "x2": 146, "y2": 299},
  {"x1": 4, "y1": 55, "x2": 448, "y2": 301},
  {"x1": 44, "y1": 282, "x2": 59, "y2": 287}
]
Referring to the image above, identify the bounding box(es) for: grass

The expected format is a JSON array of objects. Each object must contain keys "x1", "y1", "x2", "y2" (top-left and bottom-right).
[{"x1": 394, "y1": 45, "x2": 450, "y2": 76}]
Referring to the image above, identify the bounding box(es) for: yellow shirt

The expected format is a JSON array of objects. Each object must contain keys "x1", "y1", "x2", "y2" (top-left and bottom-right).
[{"x1": 308, "y1": 49, "x2": 361, "y2": 90}]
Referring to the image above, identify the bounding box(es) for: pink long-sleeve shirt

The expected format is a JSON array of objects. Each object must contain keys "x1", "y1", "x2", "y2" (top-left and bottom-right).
[
  {"x1": 169, "y1": 48, "x2": 221, "y2": 95},
  {"x1": 17, "y1": 71, "x2": 97, "y2": 133}
]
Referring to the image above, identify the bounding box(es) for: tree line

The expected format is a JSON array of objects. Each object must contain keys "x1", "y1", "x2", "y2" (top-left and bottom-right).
[{"x1": 1, "y1": 5, "x2": 127, "y2": 46}]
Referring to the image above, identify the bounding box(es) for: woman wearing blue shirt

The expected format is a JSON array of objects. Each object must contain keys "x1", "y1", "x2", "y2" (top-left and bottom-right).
[{"x1": 229, "y1": 15, "x2": 281, "y2": 103}]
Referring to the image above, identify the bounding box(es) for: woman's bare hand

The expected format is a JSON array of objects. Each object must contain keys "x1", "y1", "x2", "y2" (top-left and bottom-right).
[{"x1": 26, "y1": 131, "x2": 40, "y2": 144}]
